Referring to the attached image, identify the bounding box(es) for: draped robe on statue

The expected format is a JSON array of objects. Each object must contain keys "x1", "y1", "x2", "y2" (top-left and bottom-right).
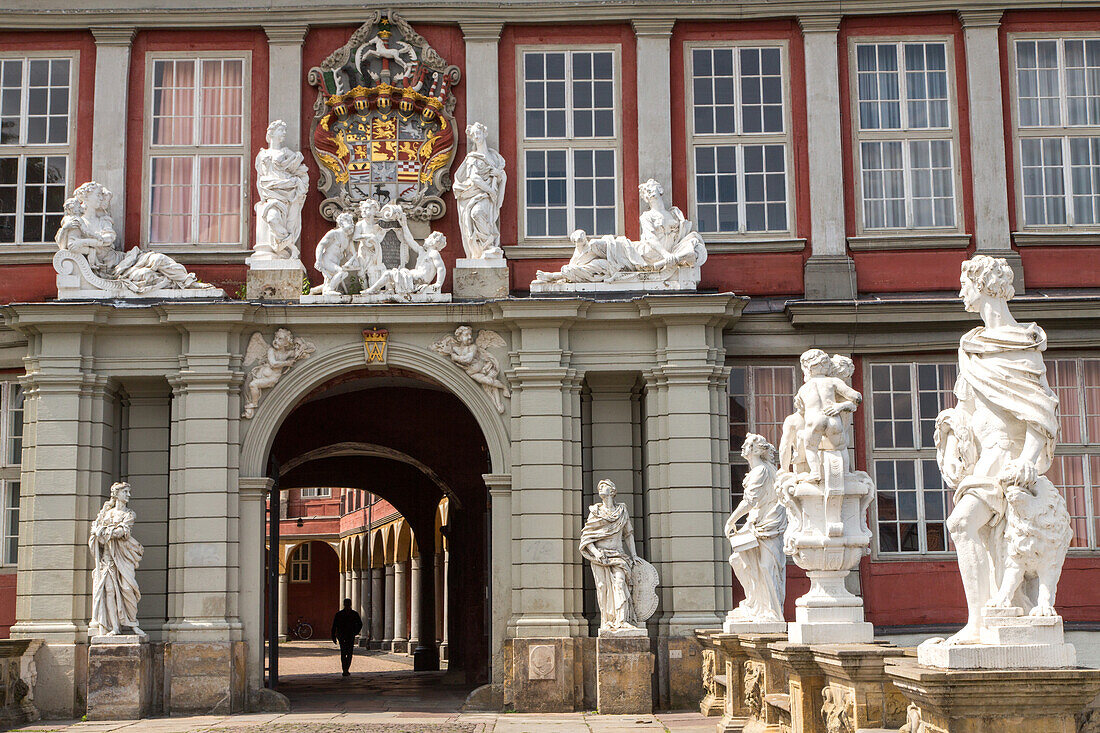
[
  {"x1": 89, "y1": 504, "x2": 144, "y2": 635},
  {"x1": 579, "y1": 502, "x2": 636, "y2": 630},
  {"x1": 728, "y1": 461, "x2": 787, "y2": 622}
]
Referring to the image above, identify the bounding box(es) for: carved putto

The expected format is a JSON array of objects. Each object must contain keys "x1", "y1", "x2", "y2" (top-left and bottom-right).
[
  {"x1": 578, "y1": 479, "x2": 659, "y2": 636},
  {"x1": 253, "y1": 119, "x2": 310, "y2": 261},
  {"x1": 431, "y1": 326, "x2": 510, "y2": 413},
  {"x1": 531, "y1": 178, "x2": 707, "y2": 293},
  {"x1": 308, "y1": 10, "x2": 461, "y2": 223},
  {"x1": 724, "y1": 434, "x2": 787, "y2": 628},
  {"x1": 453, "y1": 121, "x2": 506, "y2": 260},
  {"x1": 54, "y1": 182, "x2": 221, "y2": 299},
  {"x1": 242, "y1": 329, "x2": 316, "y2": 419},
  {"x1": 89, "y1": 482, "x2": 144, "y2": 637},
  {"x1": 821, "y1": 687, "x2": 853, "y2": 733}
]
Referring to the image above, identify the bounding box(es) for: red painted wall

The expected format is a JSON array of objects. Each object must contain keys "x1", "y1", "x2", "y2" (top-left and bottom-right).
[
  {"x1": 286, "y1": 540, "x2": 341, "y2": 636},
  {"x1": 0, "y1": 571, "x2": 15, "y2": 638}
]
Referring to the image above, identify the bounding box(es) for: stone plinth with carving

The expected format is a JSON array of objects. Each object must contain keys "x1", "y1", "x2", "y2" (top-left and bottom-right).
[
  {"x1": 530, "y1": 179, "x2": 707, "y2": 294},
  {"x1": 777, "y1": 350, "x2": 876, "y2": 644},
  {"x1": 918, "y1": 256, "x2": 1076, "y2": 669},
  {"x1": 87, "y1": 635, "x2": 154, "y2": 720}
]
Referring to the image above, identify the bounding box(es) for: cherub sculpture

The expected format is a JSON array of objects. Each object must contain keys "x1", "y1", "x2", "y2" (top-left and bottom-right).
[
  {"x1": 309, "y1": 212, "x2": 357, "y2": 296},
  {"x1": 431, "y1": 326, "x2": 510, "y2": 412},
  {"x1": 361, "y1": 204, "x2": 446, "y2": 300},
  {"x1": 242, "y1": 329, "x2": 315, "y2": 419}
]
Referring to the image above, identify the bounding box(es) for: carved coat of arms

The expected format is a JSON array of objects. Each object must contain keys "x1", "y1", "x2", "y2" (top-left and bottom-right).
[{"x1": 308, "y1": 10, "x2": 461, "y2": 223}]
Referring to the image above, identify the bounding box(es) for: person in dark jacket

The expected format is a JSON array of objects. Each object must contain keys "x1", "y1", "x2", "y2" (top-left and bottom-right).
[{"x1": 331, "y1": 598, "x2": 363, "y2": 676}]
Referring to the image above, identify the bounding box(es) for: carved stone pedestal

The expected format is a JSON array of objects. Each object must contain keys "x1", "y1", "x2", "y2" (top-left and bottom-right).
[
  {"x1": 740, "y1": 633, "x2": 791, "y2": 732},
  {"x1": 508, "y1": 637, "x2": 580, "y2": 713},
  {"x1": 453, "y1": 258, "x2": 509, "y2": 300},
  {"x1": 917, "y1": 607, "x2": 1076, "y2": 669},
  {"x1": 163, "y1": 640, "x2": 246, "y2": 714},
  {"x1": 887, "y1": 659, "x2": 1100, "y2": 733},
  {"x1": 247, "y1": 257, "x2": 304, "y2": 300},
  {"x1": 769, "y1": 642, "x2": 826, "y2": 733},
  {"x1": 696, "y1": 630, "x2": 726, "y2": 717},
  {"x1": 811, "y1": 643, "x2": 910, "y2": 732},
  {"x1": 596, "y1": 636, "x2": 653, "y2": 714},
  {"x1": 87, "y1": 636, "x2": 153, "y2": 720}
]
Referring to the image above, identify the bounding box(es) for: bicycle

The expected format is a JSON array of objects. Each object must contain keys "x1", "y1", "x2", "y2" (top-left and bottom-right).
[{"x1": 289, "y1": 616, "x2": 313, "y2": 640}]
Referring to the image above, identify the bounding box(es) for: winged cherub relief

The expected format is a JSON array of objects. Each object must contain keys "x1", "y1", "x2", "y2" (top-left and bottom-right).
[
  {"x1": 431, "y1": 326, "x2": 511, "y2": 413},
  {"x1": 242, "y1": 329, "x2": 316, "y2": 419}
]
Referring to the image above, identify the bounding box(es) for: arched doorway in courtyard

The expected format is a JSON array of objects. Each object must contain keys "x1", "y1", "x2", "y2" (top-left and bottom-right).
[{"x1": 259, "y1": 367, "x2": 495, "y2": 708}]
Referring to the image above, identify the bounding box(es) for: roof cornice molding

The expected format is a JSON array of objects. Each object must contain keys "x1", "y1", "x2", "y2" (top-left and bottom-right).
[
  {"x1": 90, "y1": 25, "x2": 136, "y2": 46},
  {"x1": 459, "y1": 20, "x2": 504, "y2": 42},
  {"x1": 632, "y1": 18, "x2": 675, "y2": 39},
  {"x1": 264, "y1": 23, "x2": 310, "y2": 44},
  {"x1": 958, "y1": 9, "x2": 1003, "y2": 28},
  {"x1": 798, "y1": 14, "x2": 842, "y2": 34}
]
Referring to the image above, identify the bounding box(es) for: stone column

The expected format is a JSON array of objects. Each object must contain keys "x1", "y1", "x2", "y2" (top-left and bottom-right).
[
  {"x1": 434, "y1": 551, "x2": 444, "y2": 643},
  {"x1": 460, "y1": 22, "x2": 504, "y2": 149},
  {"x1": 383, "y1": 564, "x2": 395, "y2": 649},
  {"x1": 392, "y1": 560, "x2": 409, "y2": 653},
  {"x1": 277, "y1": 572, "x2": 289, "y2": 641},
  {"x1": 263, "y1": 24, "x2": 309, "y2": 151},
  {"x1": 164, "y1": 326, "x2": 245, "y2": 714},
  {"x1": 238, "y1": 477, "x2": 270, "y2": 694},
  {"x1": 358, "y1": 568, "x2": 369, "y2": 629},
  {"x1": 959, "y1": 10, "x2": 1024, "y2": 289},
  {"x1": 413, "y1": 548, "x2": 439, "y2": 671},
  {"x1": 90, "y1": 26, "x2": 135, "y2": 244},
  {"x1": 441, "y1": 550, "x2": 450, "y2": 658},
  {"x1": 485, "y1": 473, "x2": 512, "y2": 681},
  {"x1": 633, "y1": 19, "x2": 675, "y2": 193},
  {"x1": 351, "y1": 569, "x2": 362, "y2": 617},
  {"x1": 371, "y1": 567, "x2": 384, "y2": 648},
  {"x1": 800, "y1": 15, "x2": 857, "y2": 300},
  {"x1": 408, "y1": 556, "x2": 421, "y2": 653}
]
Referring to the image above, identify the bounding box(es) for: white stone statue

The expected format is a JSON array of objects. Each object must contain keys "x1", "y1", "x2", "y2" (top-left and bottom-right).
[
  {"x1": 919, "y1": 255, "x2": 1074, "y2": 669},
  {"x1": 253, "y1": 120, "x2": 309, "y2": 261},
  {"x1": 241, "y1": 329, "x2": 316, "y2": 419},
  {"x1": 724, "y1": 434, "x2": 787, "y2": 629},
  {"x1": 353, "y1": 198, "x2": 386, "y2": 285},
  {"x1": 531, "y1": 179, "x2": 707, "y2": 293},
  {"x1": 776, "y1": 349, "x2": 876, "y2": 644},
  {"x1": 89, "y1": 482, "x2": 145, "y2": 638},
  {"x1": 53, "y1": 181, "x2": 219, "y2": 299},
  {"x1": 308, "y1": 211, "x2": 356, "y2": 296},
  {"x1": 431, "y1": 326, "x2": 511, "y2": 413},
  {"x1": 453, "y1": 121, "x2": 506, "y2": 260},
  {"x1": 578, "y1": 479, "x2": 659, "y2": 636},
  {"x1": 361, "y1": 204, "x2": 446, "y2": 299}
]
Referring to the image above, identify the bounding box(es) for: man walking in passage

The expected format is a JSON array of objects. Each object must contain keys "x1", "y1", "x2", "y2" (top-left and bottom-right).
[{"x1": 331, "y1": 598, "x2": 363, "y2": 676}]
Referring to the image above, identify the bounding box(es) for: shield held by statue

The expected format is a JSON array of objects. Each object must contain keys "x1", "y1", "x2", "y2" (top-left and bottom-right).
[{"x1": 631, "y1": 557, "x2": 660, "y2": 623}]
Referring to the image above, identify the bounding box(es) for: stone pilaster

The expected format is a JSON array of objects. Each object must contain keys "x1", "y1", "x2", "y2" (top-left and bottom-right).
[
  {"x1": 370, "y1": 567, "x2": 384, "y2": 647},
  {"x1": 239, "y1": 477, "x2": 270, "y2": 695},
  {"x1": 485, "y1": 473, "x2": 512, "y2": 683},
  {"x1": 393, "y1": 560, "x2": 408, "y2": 653},
  {"x1": 633, "y1": 20, "x2": 676, "y2": 194},
  {"x1": 461, "y1": 21, "x2": 504, "y2": 148},
  {"x1": 958, "y1": 10, "x2": 1024, "y2": 289},
  {"x1": 799, "y1": 15, "x2": 857, "y2": 300},
  {"x1": 90, "y1": 26, "x2": 136, "y2": 244},
  {"x1": 264, "y1": 24, "x2": 309, "y2": 151},
  {"x1": 383, "y1": 564, "x2": 395, "y2": 647}
]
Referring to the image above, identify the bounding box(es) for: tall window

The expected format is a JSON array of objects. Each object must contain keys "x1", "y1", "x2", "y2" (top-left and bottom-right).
[
  {"x1": 1013, "y1": 38, "x2": 1100, "y2": 228},
  {"x1": 729, "y1": 364, "x2": 797, "y2": 502},
  {"x1": 0, "y1": 55, "x2": 73, "y2": 244},
  {"x1": 688, "y1": 44, "x2": 792, "y2": 236},
  {"x1": 520, "y1": 48, "x2": 619, "y2": 239},
  {"x1": 289, "y1": 542, "x2": 310, "y2": 582},
  {"x1": 1044, "y1": 357, "x2": 1100, "y2": 548},
  {"x1": 852, "y1": 41, "x2": 959, "y2": 231},
  {"x1": 867, "y1": 362, "x2": 957, "y2": 555},
  {"x1": 1, "y1": 381, "x2": 23, "y2": 566},
  {"x1": 146, "y1": 55, "x2": 247, "y2": 246}
]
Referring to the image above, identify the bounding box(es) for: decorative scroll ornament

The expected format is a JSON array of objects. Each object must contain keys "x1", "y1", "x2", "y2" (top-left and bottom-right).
[{"x1": 308, "y1": 10, "x2": 461, "y2": 223}]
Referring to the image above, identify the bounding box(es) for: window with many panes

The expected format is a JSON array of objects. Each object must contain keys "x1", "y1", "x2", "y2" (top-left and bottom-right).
[
  {"x1": 866, "y1": 362, "x2": 957, "y2": 555},
  {"x1": 0, "y1": 380, "x2": 23, "y2": 566},
  {"x1": 729, "y1": 364, "x2": 798, "y2": 503},
  {"x1": 1044, "y1": 357, "x2": 1100, "y2": 548},
  {"x1": 145, "y1": 55, "x2": 248, "y2": 246},
  {"x1": 299, "y1": 487, "x2": 331, "y2": 499},
  {"x1": 520, "y1": 48, "x2": 619, "y2": 239},
  {"x1": 289, "y1": 542, "x2": 310, "y2": 582},
  {"x1": 687, "y1": 44, "x2": 792, "y2": 236},
  {"x1": 0, "y1": 54, "x2": 74, "y2": 245},
  {"x1": 851, "y1": 40, "x2": 960, "y2": 231},
  {"x1": 1012, "y1": 37, "x2": 1100, "y2": 228}
]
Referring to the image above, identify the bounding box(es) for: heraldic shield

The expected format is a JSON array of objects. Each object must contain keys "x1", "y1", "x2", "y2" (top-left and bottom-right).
[
  {"x1": 631, "y1": 557, "x2": 660, "y2": 623},
  {"x1": 308, "y1": 10, "x2": 461, "y2": 223}
]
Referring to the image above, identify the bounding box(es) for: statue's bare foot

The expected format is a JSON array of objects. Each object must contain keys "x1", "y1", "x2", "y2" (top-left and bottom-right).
[
  {"x1": 1030, "y1": 604, "x2": 1057, "y2": 617},
  {"x1": 944, "y1": 623, "x2": 981, "y2": 645}
]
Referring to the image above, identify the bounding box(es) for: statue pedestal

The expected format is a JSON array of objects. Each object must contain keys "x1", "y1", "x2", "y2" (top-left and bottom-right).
[
  {"x1": 916, "y1": 607, "x2": 1076, "y2": 669},
  {"x1": 887, "y1": 658, "x2": 1100, "y2": 733},
  {"x1": 596, "y1": 636, "x2": 653, "y2": 714},
  {"x1": 87, "y1": 636, "x2": 153, "y2": 720},
  {"x1": 788, "y1": 571, "x2": 874, "y2": 644},
  {"x1": 811, "y1": 643, "x2": 910, "y2": 732},
  {"x1": 723, "y1": 618, "x2": 787, "y2": 635},
  {"x1": 453, "y1": 258, "x2": 509, "y2": 300},
  {"x1": 529, "y1": 269, "x2": 699, "y2": 294},
  {"x1": 246, "y1": 257, "x2": 304, "y2": 300}
]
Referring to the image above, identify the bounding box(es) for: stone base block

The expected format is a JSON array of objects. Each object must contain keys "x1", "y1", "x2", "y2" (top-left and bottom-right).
[
  {"x1": 453, "y1": 258, "x2": 509, "y2": 299},
  {"x1": 788, "y1": 620, "x2": 874, "y2": 644},
  {"x1": 391, "y1": 640, "x2": 409, "y2": 655},
  {"x1": 803, "y1": 254, "x2": 857, "y2": 300},
  {"x1": 597, "y1": 636, "x2": 653, "y2": 715},
  {"x1": 299, "y1": 291, "x2": 452, "y2": 304},
  {"x1": 598, "y1": 625, "x2": 648, "y2": 638},
  {"x1": 982, "y1": 608, "x2": 1066, "y2": 645},
  {"x1": 510, "y1": 637, "x2": 580, "y2": 713},
  {"x1": 87, "y1": 639, "x2": 152, "y2": 720},
  {"x1": 887, "y1": 659, "x2": 1100, "y2": 733},
  {"x1": 916, "y1": 639, "x2": 1075, "y2": 669},
  {"x1": 723, "y1": 619, "x2": 787, "y2": 635},
  {"x1": 530, "y1": 274, "x2": 699, "y2": 294},
  {"x1": 163, "y1": 640, "x2": 246, "y2": 714},
  {"x1": 247, "y1": 259, "x2": 304, "y2": 300}
]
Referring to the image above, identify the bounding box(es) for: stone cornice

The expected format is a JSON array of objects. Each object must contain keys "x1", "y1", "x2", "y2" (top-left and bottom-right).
[
  {"x1": 460, "y1": 21, "x2": 503, "y2": 42},
  {"x1": 957, "y1": 9, "x2": 1003, "y2": 28},
  {"x1": 90, "y1": 25, "x2": 136, "y2": 46},
  {"x1": 263, "y1": 23, "x2": 310, "y2": 44},
  {"x1": 798, "y1": 14, "x2": 842, "y2": 34},
  {"x1": 632, "y1": 18, "x2": 675, "y2": 39}
]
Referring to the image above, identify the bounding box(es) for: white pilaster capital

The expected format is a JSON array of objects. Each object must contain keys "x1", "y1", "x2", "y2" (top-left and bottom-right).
[
  {"x1": 264, "y1": 23, "x2": 310, "y2": 45},
  {"x1": 632, "y1": 19, "x2": 676, "y2": 39},
  {"x1": 798, "y1": 15, "x2": 842, "y2": 35},
  {"x1": 958, "y1": 10, "x2": 1003, "y2": 29},
  {"x1": 460, "y1": 21, "x2": 504, "y2": 43},
  {"x1": 90, "y1": 26, "x2": 136, "y2": 47},
  {"x1": 239, "y1": 476, "x2": 274, "y2": 499}
]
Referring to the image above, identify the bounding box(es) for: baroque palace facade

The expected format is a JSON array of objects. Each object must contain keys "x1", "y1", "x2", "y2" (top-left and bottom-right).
[{"x1": 0, "y1": 0, "x2": 1099, "y2": 718}]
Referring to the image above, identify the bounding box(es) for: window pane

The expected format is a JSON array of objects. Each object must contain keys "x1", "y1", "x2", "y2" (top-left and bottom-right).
[
  {"x1": 7, "y1": 383, "x2": 23, "y2": 467},
  {"x1": 574, "y1": 149, "x2": 615, "y2": 236},
  {"x1": 152, "y1": 59, "x2": 196, "y2": 146},
  {"x1": 694, "y1": 145, "x2": 737, "y2": 233},
  {"x1": 751, "y1": 366, "x2": 796, "y2": 448},
  {"x1": 149, "y1": 156, "x2": 193, "y2": 243},
  {"x1": 904, "y1": 43, "x2": 950, "y2": 130},
  {"x1": 861, "y1": 141, "x2": 906, "y2": 229},
  {"x1": 1048, "y1": 455, "x2": 1090, "y2": 548},
  {"x1": 196, "y1": 156, "x2": 242, "y2": 244},
  {"x1": 1020, "y1": 138, "x2": 1067, "y2": 226},
  {"x1": 199, "y1": 59, "x2": 244, "y2": 146},
  {"x1": 1048, "y1": 359, "x2": 1083, "y2": 444},
  {"x1": 20, "y1": 155, "x2": 66, "y2": 244},
  {"x1": 740, "y1": 47, "x2": 784, "y2": 135},
  {"x1": 1069, "y1": 137, "x2": 1100, "y2": 225},
  {"x1": 856, "y1": 43, "x2": 901, "y2": 130},
  {"x1": 4, "y1": 480, "x2": 17, "y2": 565},
  {"x1": 908, "y1": 139, "x2": 955, "y2": 227},
  {"x1": 1083, "y1": 359, "x2": 1100, "y2": 443},
  {"x1": 729, "y1": 366, "x2": 748, "y2": 450},
  {"x1": 525, "y1": 150, "x2": 568, "y2": 237},
  {"x1": 743, "y1": 144, "x2": 787, "y2": 232},
  {"x1": 692, "y1": 48, "x2": 736, "y2": 136}
]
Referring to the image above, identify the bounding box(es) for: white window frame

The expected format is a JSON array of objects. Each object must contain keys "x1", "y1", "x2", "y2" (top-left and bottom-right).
[
  {"x1": 299, "y1": 487, "x2": 331, "y2": 499},
  {"x1": 1044, "y1": 355, "x2": 1100, "y2": 551},
  {"x1": 1009, "y1": 34, "x2": 1100, "y2": 232},
  {"x1": 0, "y1": 51, "x2": 79, "y2": 248},
  {"x1": 141, "y1": 51, "x2": 250, "y2": 252},
  {"x1": 289, "y1": 542, "x2": 311, "y2": 583},
  {"x1": 848, "y1": 36, "x2": 965, "y2": 236},
  {"x1": 517, "y1": 44, "x2": 623, "y2": 245},
  {"x1": 0, "y1": 380, "x2": 23, "y2": 567},
  {"x1": 685, "y1": 40, "x2": 795, "y2": 241}
]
